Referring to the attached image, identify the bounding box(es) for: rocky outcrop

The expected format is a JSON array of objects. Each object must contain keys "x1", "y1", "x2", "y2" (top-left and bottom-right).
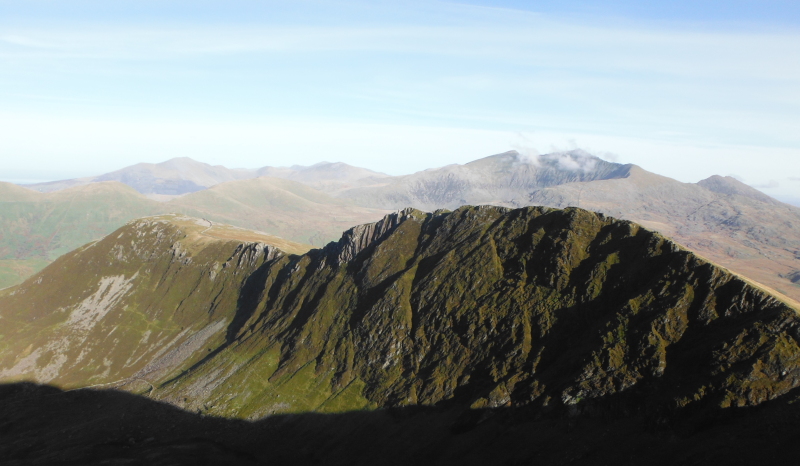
[{"x1": 323, "y1": 207, "x2": 423, "y2": 264}]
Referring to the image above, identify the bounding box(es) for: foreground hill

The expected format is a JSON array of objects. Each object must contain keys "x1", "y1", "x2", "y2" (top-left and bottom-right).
[
  {"x1": 2, "y1": 207, "x2": 800, "y2": 464},
  {"x1": 0, "y1": 215, "x2": 309, "y2": 389}
]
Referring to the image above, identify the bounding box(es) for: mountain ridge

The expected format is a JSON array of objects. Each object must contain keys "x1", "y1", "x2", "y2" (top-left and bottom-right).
[
  {"x1": 3, "y1": 206, "x2": 800, "y2": 463},
  {"x1": 2, "y1": 207, "x2": 798, "y2": 418}
]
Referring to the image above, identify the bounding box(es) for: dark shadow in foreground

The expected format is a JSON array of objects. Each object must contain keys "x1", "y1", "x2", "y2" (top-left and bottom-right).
[{"x1": 1, "y1": 382, "x2": 799, "y2": 466}]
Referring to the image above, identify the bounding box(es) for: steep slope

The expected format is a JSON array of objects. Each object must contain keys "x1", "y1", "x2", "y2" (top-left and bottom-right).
[
  {"x1": 2, "y1": 207, "x2": 798, "y2": 425},
  {"x1": 167, "y1": 177, "x2": 389, "y2": 246},
  {"x1": 338, "y1": 150, "x2": 630, "y2": 210},
  {"x1": 0, "y1": 215, "x2": 309, "y2": 389}
]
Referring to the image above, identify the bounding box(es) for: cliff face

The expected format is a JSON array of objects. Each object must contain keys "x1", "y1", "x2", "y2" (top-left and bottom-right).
[{"x1": 3, "y1": 206, "x2": 797, "y2": 425}]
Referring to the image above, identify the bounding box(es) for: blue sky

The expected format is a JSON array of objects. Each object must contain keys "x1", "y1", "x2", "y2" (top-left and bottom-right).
[{"x1": 1, "y1": 0, "x2": 799, "y2": 204}]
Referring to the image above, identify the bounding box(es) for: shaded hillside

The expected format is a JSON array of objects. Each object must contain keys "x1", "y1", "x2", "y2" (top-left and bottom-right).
[
  {"x1": 3, "y1": 381, "x2": 800, "y2": 465},
  {"x1": 2, "y1": 207, "x2": 799, "y2": 426}
]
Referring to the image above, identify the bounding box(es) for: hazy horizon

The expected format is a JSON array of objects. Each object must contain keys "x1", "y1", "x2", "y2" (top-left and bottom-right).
[{"x1": 2, "y1": 1, "x2": 799, "y2": 204}]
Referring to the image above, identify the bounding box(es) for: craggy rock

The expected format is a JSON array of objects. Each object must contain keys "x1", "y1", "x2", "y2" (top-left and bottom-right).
[{"x1": 2, "y1": 206, "x2": 798, "y2": 424}]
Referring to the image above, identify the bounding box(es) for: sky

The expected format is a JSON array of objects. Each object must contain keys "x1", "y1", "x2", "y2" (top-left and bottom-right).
[{"x1": 1, "y1": 0, "x2": 799, "y2": 204}]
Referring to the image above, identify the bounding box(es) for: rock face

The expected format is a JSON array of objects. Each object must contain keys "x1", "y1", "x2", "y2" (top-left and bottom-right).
[{"x1": 2, "y1": 207, "x2": 799, "y2": 423}]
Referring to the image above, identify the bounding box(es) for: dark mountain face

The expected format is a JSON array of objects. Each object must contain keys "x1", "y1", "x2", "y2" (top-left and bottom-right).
[
  {"x1": 2, "y1": 207, "x2": 798, "y2": 419},
  {"x1": 2, "y1": 206, "x2": 800, "y2": 465},
  {"x1": 158, "y1": 205, "x2": 799, "y2": 417},
  {"x1": 2, "y1": 207, "x2": 800, "y2": 463}
]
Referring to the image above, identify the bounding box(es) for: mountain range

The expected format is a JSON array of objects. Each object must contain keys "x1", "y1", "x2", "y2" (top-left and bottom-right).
[
  {"x1": 4, "y1": 150, "x2": 799, "y2": 304},
  {"x1": 1, "y1": 207, "x2": 799, "y2": 464},
  {"x1": 23, "y1": 157, "x2": 390, "y2": 198}
]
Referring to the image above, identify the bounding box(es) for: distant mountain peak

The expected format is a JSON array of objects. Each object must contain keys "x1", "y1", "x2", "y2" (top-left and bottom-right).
[
  {"x1": 697, "y1": 175, "x2": 779, "y2": 205},
  {"x1": 489, "y1": 149, "x2": 616, "y2": 174}
]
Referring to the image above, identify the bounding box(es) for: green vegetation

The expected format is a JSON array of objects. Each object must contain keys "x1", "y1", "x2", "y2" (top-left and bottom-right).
[
  {"x1": 0, "y1": 179, "x2": 385, "y2": 288},
  {"x1": 1, "y1": 206, "x2": 799, "y2": 424}
]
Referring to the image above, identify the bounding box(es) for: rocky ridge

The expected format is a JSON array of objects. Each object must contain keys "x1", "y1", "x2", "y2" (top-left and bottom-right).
[{"x1": 1, "y1": 207, "x2": 799, "y2": 422}]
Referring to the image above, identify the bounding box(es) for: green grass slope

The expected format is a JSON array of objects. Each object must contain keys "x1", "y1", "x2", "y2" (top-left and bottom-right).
[
  {"x1": 2, "y1": 207, "x2": 798, "y2": 426},
  {"x1": 0, "y1": 215, "x2": 308, "y2": 391}
]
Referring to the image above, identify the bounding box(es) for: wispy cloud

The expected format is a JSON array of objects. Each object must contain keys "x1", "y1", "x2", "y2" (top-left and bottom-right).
[
  {"x1": 2, "y1": 17, "x2": 799, "y2": 82},
  {"x1": 0, "y1": 0, "x2": 798, "y2": 199},
  {"x1": 752, "y1": 180, "x2": 781, "y2": 189}
]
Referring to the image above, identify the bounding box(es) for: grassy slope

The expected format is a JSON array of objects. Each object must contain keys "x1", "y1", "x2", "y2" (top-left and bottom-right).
[
  {"x1": 0, "y1": 215, "x2": 309, "y2": 393},
  {"x1": 2, "y1": 207, "x2": 799, "y2": 426}
]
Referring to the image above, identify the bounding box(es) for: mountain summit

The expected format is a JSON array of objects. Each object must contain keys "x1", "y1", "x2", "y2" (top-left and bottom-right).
[{"x1": 337, "y1": 150, "x2": 632, "y2": 210}]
